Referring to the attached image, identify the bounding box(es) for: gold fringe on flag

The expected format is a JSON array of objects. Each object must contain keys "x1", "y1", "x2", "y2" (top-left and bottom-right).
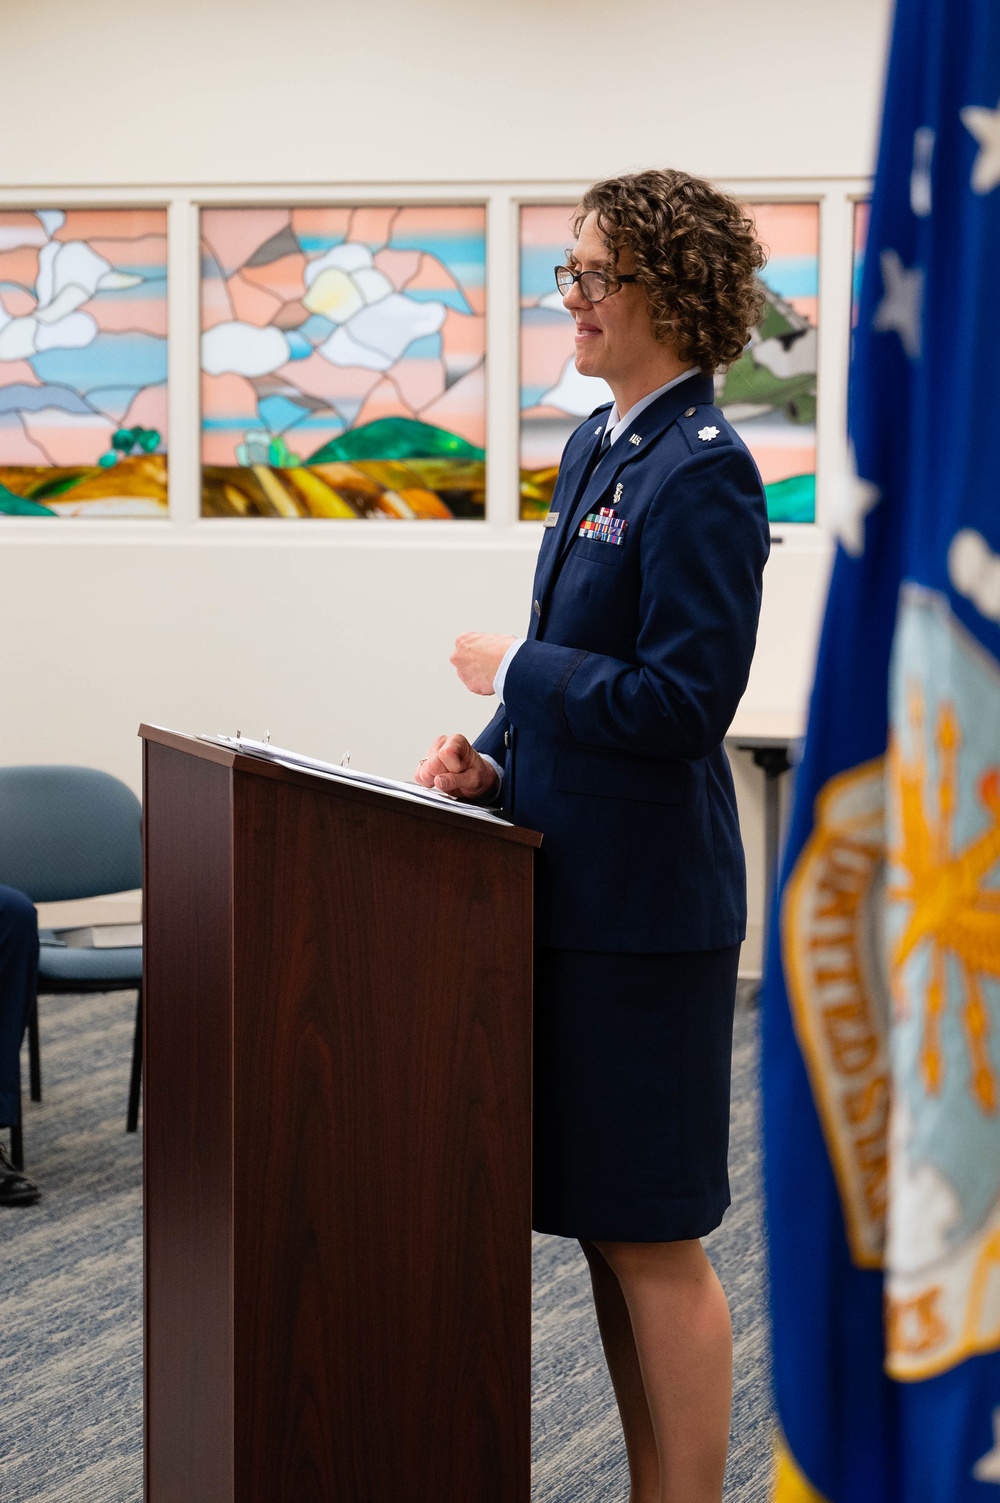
[{"x1": 772, "y1": 1431, "x2": 833, "y2": 1502}]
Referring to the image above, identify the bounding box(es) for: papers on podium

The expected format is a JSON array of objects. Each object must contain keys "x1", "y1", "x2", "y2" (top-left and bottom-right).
[{"x1": 197, "y1": 734, "x2": 512, "y2": 825}]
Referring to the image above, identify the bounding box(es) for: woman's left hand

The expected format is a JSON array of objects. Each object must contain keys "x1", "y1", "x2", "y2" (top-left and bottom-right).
[{"x1": 450, "y1": 633, "x2": 516, "y2": 695}]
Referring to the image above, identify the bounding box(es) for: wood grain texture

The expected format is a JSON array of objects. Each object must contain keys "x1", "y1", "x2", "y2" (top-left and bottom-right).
[
  {"x1": 138, "y1": 724, "x2": 542, "y2": 849},
  {"x1": 144, "y1": 740, "x2": 235, "y2": 1503},
  {"x1": 141, "y1": 731, "x2": 535, "y2": 1503},
  {"x1": 231, "y1": 768, "x2": 533, "y2": 1503}
]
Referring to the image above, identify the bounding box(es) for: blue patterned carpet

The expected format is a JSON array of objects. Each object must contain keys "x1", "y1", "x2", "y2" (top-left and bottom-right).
[
  {"x1": 532, "y1": 987, "x2": 774, "y2": 1500},
  {"x1": 0, "y1": 987, "x2": 772, "y2": 1502}
]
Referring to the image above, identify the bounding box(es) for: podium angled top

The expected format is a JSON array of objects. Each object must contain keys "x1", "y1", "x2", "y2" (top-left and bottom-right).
[{"x1": 139, "y1": 724, "x2": 542, "y2": 848}]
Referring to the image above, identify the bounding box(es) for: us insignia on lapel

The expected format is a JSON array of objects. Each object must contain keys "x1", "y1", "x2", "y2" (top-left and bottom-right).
[{"x1": 629, "y1": 433, "x2": 641, "y2": 446}]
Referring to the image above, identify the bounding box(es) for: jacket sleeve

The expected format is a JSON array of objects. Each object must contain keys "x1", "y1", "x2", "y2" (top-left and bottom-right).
[
  {"x1": 501, "y1": 445, "x2": 769, "y2": 761},
  {"x1": 473, "y1": 703, "x2": 508, "y2": 764}
]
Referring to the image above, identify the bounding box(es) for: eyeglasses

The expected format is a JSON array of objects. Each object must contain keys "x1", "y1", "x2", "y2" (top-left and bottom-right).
[{"x1": 554, "y1": 265, "x2": 638, "y2": 303}]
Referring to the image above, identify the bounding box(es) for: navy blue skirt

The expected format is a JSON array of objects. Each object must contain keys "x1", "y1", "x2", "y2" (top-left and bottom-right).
[{"x1": 532, "y1": 946, "x2": 740, "y2": 1242}]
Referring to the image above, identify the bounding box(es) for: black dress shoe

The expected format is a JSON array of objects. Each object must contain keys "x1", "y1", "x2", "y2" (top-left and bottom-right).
[{"x1": 0, "y1": 1141, "x2": 40, "y2": 1205}]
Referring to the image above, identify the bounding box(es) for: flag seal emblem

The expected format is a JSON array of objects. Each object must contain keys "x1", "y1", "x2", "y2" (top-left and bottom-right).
[
  {"x1": 883, "y1": 589, "x2": 1000, "y2": 1380},
  {"x1": 782, "y1": 755, "x2": 890, "y2": 1269},
  {"x1": 783, "y1": 589, "x2": 1000, "y2": 1382}
]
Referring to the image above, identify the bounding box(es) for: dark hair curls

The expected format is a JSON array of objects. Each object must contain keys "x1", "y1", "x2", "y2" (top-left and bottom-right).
[{"x1": 575, "y1": 169, "x2": 767, "y2": 371}]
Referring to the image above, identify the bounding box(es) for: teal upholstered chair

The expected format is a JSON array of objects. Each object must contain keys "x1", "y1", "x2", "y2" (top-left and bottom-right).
[{"x1": 0, "y1": 766, "x2": 143, "y2": 1165}]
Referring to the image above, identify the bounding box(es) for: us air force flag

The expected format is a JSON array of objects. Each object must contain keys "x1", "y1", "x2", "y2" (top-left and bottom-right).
[{"x1": 763, "y1": 0, "x2": 1000, "y2": 1496}]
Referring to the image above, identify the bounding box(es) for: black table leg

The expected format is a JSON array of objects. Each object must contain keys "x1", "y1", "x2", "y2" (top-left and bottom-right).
[{"x1": 751, "y1": 746, "x2": 793, "y2": 959}]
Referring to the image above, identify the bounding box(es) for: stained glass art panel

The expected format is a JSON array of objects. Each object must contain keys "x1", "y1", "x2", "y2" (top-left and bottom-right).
[
  {"x1": 853, "y1": 200, "x2": 871, "y2": 334},
  {"x1": 519, "y1": 201, "x2": 819, "y2": 524},
  {"x1": 519, "y1": 206, "x2": 611, "y2": 521},
  {"x1": 0, "y1": 210, "x2": 168, "y2": 517},
  {"x1": 201, "y1": 206, "x2": 486, "y2": 518}
]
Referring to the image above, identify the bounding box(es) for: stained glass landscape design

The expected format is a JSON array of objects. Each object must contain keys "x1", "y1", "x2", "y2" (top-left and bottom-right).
[
  {"x1": 201, "y1": 207, "x2": 486, "y2": 518},
  {"x1": 853, "y1": 200, "x2": 870, "y2": 333},
  {"x1": 519, "y1": 202, "x2": 819, "y2": 523},
  {"x1": 0, "y1": 210, "x2": 168, "y2": 517}
]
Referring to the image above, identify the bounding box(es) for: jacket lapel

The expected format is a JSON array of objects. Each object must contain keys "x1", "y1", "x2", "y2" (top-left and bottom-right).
[
  {"x1": 543, "y1": 372, "x2": 716, "y2": 599},
  {"x1": 529, "y1": 419, "x2": 608, "y2": 625}
]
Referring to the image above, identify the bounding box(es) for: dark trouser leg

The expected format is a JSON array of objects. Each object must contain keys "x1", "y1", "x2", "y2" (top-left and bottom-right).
[{"x1": 0, "y1": 887, "x2": 39, "y2": 1129}]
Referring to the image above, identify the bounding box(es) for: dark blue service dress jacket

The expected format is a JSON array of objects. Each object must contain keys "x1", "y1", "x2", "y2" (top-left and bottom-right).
[{"x1": 474, "y1": 372, "x2": 770, "y2": 953}]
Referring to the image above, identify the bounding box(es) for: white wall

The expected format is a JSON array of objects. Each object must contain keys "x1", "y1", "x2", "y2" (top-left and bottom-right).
[
  {"x1": 4, "y1": 0, "x2": 889, "y2": 187},
  {"x1": 0, "y1": 0, "x2": 891, "y2": 963}
]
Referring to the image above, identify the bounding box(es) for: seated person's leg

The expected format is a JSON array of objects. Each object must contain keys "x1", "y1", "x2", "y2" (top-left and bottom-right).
[{"x1": 0, "y1": 885, "x2": 40, "y2": 1204}]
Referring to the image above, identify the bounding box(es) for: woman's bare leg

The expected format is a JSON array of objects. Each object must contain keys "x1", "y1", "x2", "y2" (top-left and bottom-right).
[
  {"x1": 579, "y1": 1239, "x2": 659, "y2": 1503},
  {"x1": 595, "y1": 1238, "x2": 732, "y2": 1503}
]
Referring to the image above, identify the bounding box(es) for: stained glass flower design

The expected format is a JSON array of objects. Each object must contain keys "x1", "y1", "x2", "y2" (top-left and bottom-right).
[
  {"x1": 201, "y1": 206, "x2": 486, "y2": 518},
  {"x1": 0, "y1": 210, "x2": 168, "y2": 517},
  {"x1": 519, "y1": 202, "x2": 819, "y2": 524}
]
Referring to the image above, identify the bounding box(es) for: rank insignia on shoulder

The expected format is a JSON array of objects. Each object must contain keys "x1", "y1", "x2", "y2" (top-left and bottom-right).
[
  {"x1": 543, "y1": 511, "x2": 559, "y2": 528},
  {"x1": 698, "y1": 425, "x2": 720, "y2": 441}
]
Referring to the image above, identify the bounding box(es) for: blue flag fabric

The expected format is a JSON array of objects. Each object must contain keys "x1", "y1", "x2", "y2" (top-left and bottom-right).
[{"x1": 763, "y1": 0, "x2": 1000, "y2": 1497}]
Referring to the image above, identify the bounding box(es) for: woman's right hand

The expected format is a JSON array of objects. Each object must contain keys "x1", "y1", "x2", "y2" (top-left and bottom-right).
[{"x1": 414, "y1": 734, "x2": 500, "y2": 802}]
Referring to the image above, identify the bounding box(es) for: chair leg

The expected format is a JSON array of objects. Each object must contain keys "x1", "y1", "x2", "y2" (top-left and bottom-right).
[
  {"x1": 127, "y1": 983, "x2": 143, "y2": 1133},
  {"x1": 28, "y1": 997, "x2": 41, "y2": 1102},
  {"x1": 10, "y1": 1082, "x2": 24, "y2": 1171}
]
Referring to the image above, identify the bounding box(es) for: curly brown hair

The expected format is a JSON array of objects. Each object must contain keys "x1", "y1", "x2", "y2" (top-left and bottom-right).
[{"x1": 575, "y1": 170, "x2": 767, "y2": 372}]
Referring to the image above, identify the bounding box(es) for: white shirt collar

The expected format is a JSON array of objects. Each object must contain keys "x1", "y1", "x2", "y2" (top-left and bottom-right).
[{"x1": 604, "y1": 367, "x2": 701, "y2": 446}]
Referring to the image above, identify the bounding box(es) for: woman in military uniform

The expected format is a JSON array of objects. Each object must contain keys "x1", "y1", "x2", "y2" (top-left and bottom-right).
[{"x1": 416, "y1": 168, "x2": 769, "y2": 1503}]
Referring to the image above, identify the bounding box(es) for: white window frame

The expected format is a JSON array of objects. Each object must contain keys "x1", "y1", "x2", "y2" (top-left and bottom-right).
[{"x1": 0, "y1": 178, "x2": 870, "y2": 551}]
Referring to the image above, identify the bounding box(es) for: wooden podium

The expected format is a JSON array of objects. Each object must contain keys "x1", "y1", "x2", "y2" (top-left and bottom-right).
[{"x1": 139, "y1": 726, "x2": 540, "y2": 1503}]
